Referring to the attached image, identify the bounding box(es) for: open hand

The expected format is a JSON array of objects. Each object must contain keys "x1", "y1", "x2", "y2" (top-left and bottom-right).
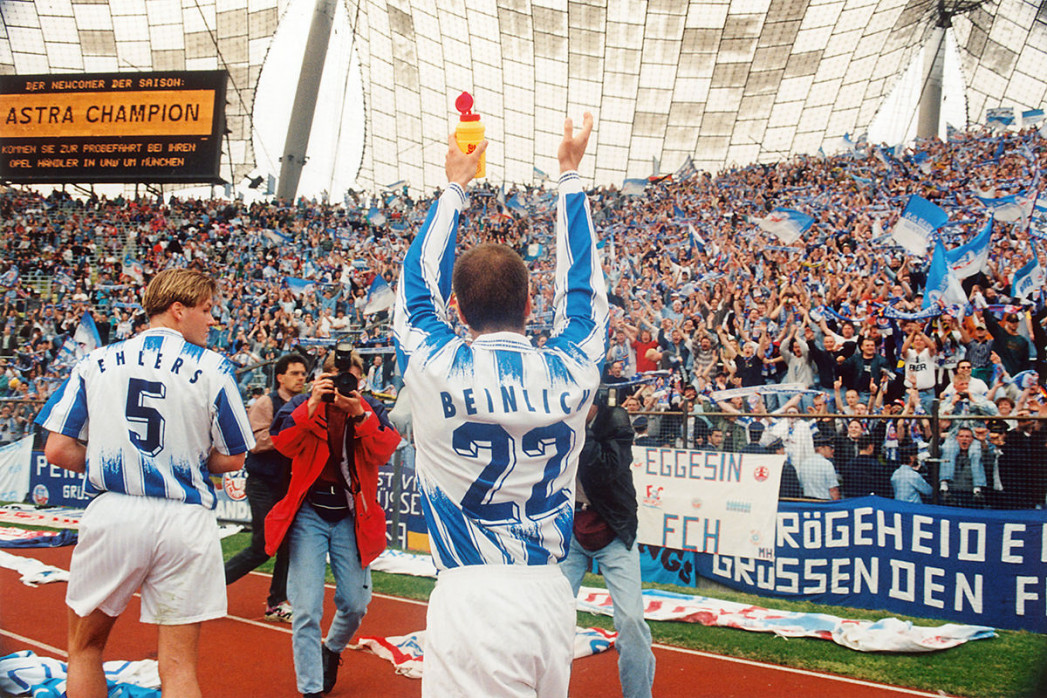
[{"x1": 558, "y1": 112, "x2": 594, "y2": 174}]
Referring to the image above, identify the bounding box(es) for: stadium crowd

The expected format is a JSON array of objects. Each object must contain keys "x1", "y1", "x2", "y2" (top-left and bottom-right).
[{"x1": 1, "y1": 124, "x2": 1045, "y2": 508}]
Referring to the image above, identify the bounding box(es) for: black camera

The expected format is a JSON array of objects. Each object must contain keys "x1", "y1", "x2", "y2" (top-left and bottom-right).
[{"x1": 322, "y1": 342, "x2": 359, "y2": 402}]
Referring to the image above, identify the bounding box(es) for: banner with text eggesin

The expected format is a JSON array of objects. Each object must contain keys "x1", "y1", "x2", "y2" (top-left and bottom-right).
[{"x1": 0, "y1": 71, "x2": 227, "y2": 184}]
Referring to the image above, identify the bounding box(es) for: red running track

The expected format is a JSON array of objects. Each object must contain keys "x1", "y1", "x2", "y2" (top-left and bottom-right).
[{"x1": 1, "y1": 546, "x2": 950, "y2": 697}]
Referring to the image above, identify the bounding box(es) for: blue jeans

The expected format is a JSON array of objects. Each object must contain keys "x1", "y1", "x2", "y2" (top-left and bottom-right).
[
  {"x1": 287, "y1": 502, "x2": 372, "y2": 695},
  {"x1": 560, "y1": 535, "x2": 655, "y2": 698}
]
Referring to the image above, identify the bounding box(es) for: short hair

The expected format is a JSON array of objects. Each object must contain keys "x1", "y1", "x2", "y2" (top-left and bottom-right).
[
  {"x1": 452, "y1": 243, "x2": 529, "y2": 332},
  {"x1": 273, "y1": 353, "x2": 307, "y2": 383},
  {"x1": 857, "y1": 433, "x2": 876, "y2": 450},
  {"x1": 142, "y1": 269, "x2": 216, "y2": 318}
]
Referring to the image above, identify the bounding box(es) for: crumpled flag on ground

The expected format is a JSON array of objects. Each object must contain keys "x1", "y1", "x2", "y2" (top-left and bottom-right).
[
  {"x1": 577, "y1": 587, "x2": 995, "y2": 652},
  {"x1": 351, "y1": 626, "x2": 616, "y2": 679},
  {"x1": 370, "y1": 548, "x2": 438, "y2": 577},
  {"x1": 0, "y1": 650, "x2": 160, "y2": 697},
  {"x1": 0, "y1": 505, "x2": 84, "y2": 529},
  {"x1": 0, "y1": 550, "x2": 69, "y2": 586},
  {"x1": 0, "y1": 526, "x2": 78, "y2": 548}
]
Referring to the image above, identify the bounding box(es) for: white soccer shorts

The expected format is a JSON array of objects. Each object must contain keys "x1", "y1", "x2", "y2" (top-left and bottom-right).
[
  {"x1": 422, "y1": 563, "x2": 575, "y2": 697},
  {"x1": 66, "y1": 491, "x2": 227, "y2": 625}
]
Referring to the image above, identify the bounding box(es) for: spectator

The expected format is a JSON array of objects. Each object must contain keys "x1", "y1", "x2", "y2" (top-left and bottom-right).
[
  {"x1": 891, "y1": 442, "x2": 932, "y2": 503},
  {"x1": 840, "y1": 336, "x2": 889, "y2": 404},
  {"x1": 224, "y1": 353, "x2": 309, "y2": 623},
  {"x1": 939, "y1": 426, "x2": 986, "y2": 508},
  {"x1": 996, "y1": 409, "x2": 1047, "y2": 509},
  {"x1": 839, "y1": 433, "x2": 892, "y2": 498},
  {"x1": 561, "y1": 394, "x2": 656, "y2": 698},
  {"x1": 797, "y1": 432, "x2": 841, "y2": 500},
  {"x1": 264, "y1": 348, "x2": 401, "y2": 697},
  {"x1": 901, "y1": 325, "x2": 937, "y2": 414}
]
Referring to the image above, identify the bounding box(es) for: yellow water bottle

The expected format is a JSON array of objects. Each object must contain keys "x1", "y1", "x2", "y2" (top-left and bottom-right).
[{"x1": 454, "y1": 91, "x2": 485, "y2": 178}]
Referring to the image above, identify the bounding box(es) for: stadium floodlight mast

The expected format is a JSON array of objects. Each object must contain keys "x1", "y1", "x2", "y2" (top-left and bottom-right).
[
  {"x1": 276, "y1": 0, "x2": 337, "y2": 202},
  {"x1": 917, "y1": 0, "x2": 992, "y2": 138}
]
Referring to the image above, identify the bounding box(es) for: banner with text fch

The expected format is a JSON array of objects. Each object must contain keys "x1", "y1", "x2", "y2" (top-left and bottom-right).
[
  {"x1": 632, "y1": 446, "x2": 783, "y2": 561},
  {"x1": 638, "y1": 498, "x2": 1047, "y2": 633}
]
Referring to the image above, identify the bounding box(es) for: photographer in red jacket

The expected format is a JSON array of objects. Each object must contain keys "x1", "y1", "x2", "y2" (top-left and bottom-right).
[{"x1": 265, "y1": 344, "x2": 401, "y2": 698}]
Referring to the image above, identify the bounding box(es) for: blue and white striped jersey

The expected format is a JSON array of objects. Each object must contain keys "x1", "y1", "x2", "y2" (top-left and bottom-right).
[
  {"x1": 393, "y1": 172, "x2": 609, "y2": 570},
  {"x1": 35, "y1": 327, "x2": 254, "y2": 508}
]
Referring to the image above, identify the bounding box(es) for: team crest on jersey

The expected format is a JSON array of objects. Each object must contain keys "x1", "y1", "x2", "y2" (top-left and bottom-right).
[
  {"x1": 32, "y1": 484, "x2": 49, "y2": 506},
  {"x1": 753, "y1": 465, "x2": 770, "y2": 482},
  {"x1": 223, "y1": 471, "x2": 247, "y2": 501}
]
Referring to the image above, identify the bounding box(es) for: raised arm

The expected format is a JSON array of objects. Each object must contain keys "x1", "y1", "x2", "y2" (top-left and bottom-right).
[
  {"x1": 393, "y1": 135, "x2": 487, "y2": 371},
  {"x1": 547, "y1": 113, "x2": 609, "y2": 363}
]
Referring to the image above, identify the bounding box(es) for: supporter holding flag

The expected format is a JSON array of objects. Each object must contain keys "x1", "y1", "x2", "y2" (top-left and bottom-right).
[
  {"x1": 891, "y1": 196, "x2": 948, "y2": 257},
  {"x1": 285, "y1": 277, "x2": 315, "y2": 297},
  {"x1": 923, "y1": 237, "x2": 968, "y2": 311},
  {"x1": 946, "y1": 216, "x2": 993, "y2": 280},
  {"x1": 1011, "y1": 247, "x2": 1044, "y2": 301},
  {"x1": 754, "y1": 208, "x2": 814, "y2": 244},
  {"x1": 1022, "y1": 108, "x2": 1046, "y2": 127},
  {"x1": 362, "y1": 274, "x2": 395, "y2": 316}
]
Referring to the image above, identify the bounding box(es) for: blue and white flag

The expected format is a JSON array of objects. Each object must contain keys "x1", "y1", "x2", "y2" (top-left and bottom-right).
[
  {"x1": 533, "y1": 166, "x2": 551, "y2": 182},
  {"x1": 1021, "y1": 109, "x2": 1045, "y2": 128},
  {"x1": 367, "y1": 207, "x2": 387, "y2": 227},
  {"x1": 263, "y1": 228, "x2": 290, "y2": 245},
  {"x1": 838, "y1": 133, "x2": 855, "y2": 154},
  {"x1": 73, "y1": 312, "x2": 101, "y2": 350},
  {"x1": 986, "y1": 107, "x2": 1015, "y2": 130},
  {"x1": 912, "y1": 151, "x2": 933, "y2": 175},
  {"x1": 945, "y1": 216, "x2": 992, "y2": 279},
  {"x1": 975, "y1": 192, "x2": 1034, "y2": 224},
  {"x1": 1033, "y1": 194, "x2": 1047, "y2": 225},
  {"x1": 54, "y1": 271, "x2": 76, "y2": 289},
  {"x1": 879, "y1": 304, "x2": 941, "y2": 321},
  {"x1": 674, "y1": 155, "x2": 697, "y2": 181},
  {"x1": 621, "y1": 179, "x2": 647, "y2": 197},
  {"x1": 506, "y1": 194, "x2": 529, "y2": 217},
  {"x1": 54, "y1": 312, "x2": 103, "y2": 369},
  {"x1": 363, "y1": 274, "x2": 395, "y2": 315},
  {"x1": 122, "y1": 256, "x2": 144, "y2": 284},
  {"x1": 0, "y1": 267, "x2": 19, "y2": 288},
  {"x1": 923, "y1": 238, "x2": 968, "y2": 310},
  {"x1": 891, "y1": 195, "x2": 949, "y2": 256},
  {"x1": 1011, "y1": 248, "x2": 1044, "y2": 300},
  {"x1": 755, "y1": 208, "x2": 814, "y2": 244},
  {"x1": 688, "y1": 223, "x2": 707, "y2": 253},
  {"x1": 285, "y1": 277, "x2": 315, "y2": 297}
]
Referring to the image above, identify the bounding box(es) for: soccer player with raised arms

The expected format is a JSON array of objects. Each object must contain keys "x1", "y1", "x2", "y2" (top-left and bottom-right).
[
  {"x1": 394, "y1": 112, "x2": 608, "y2": 695},
  {"x1": 35, "y1": 268, "x2": 254, "y2": 698}
]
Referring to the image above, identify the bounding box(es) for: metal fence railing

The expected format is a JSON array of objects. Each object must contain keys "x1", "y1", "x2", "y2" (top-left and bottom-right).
[
  {"x1": 10, "y1": 392, "x2": 1045, "y2": 512},
  {"x1": 622, "y1": 408, "x2": 1047, "y2": 510}
]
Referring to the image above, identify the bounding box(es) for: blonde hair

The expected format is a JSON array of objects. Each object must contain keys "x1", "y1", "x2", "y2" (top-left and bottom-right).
[{"x1": 142, "y1": 269, "x2": 216, "y2": 318}]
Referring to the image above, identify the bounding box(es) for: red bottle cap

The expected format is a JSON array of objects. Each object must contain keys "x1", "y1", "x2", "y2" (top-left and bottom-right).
[{"x1": 456, "y1": 91, "x2": 480, "y2": 122}]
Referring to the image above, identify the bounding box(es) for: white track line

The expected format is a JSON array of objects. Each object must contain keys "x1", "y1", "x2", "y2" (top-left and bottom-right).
[
  {"x1": 0, "y1": 630, "x2": 67, "y2": 658},
  {"x1": 649, "y1": 642, "x2": 953, "y2": 697},
  {"x1": 240, "y1": 573, "x2": 950, "y2": 697}
]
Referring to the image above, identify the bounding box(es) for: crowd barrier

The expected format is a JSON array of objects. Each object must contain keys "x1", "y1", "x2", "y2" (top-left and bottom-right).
[{"x1": 21, "y1": 437, "x2": 1047, "y2": 633}]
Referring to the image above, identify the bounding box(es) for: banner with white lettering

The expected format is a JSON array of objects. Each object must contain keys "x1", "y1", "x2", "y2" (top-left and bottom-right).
[
  {"x1": 637, "y1": 498, "x2": 1047, "y2": 633},
  {"x1": 631, "y1": 446, "x2": 783, "y2": 560}
]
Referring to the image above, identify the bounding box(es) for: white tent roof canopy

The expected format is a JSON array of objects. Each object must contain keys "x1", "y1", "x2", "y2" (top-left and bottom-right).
[{"x1": 2, "y1": 0, "x2": 1045, "y2": 197}]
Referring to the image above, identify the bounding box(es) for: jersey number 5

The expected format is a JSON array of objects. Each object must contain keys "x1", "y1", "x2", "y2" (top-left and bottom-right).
[
  {"x1": 126, "y1": 378, "x2": 166, "y2": 456},
  {"x1": 453, "y1": 421, "x2": 572, "y2": 525}
]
